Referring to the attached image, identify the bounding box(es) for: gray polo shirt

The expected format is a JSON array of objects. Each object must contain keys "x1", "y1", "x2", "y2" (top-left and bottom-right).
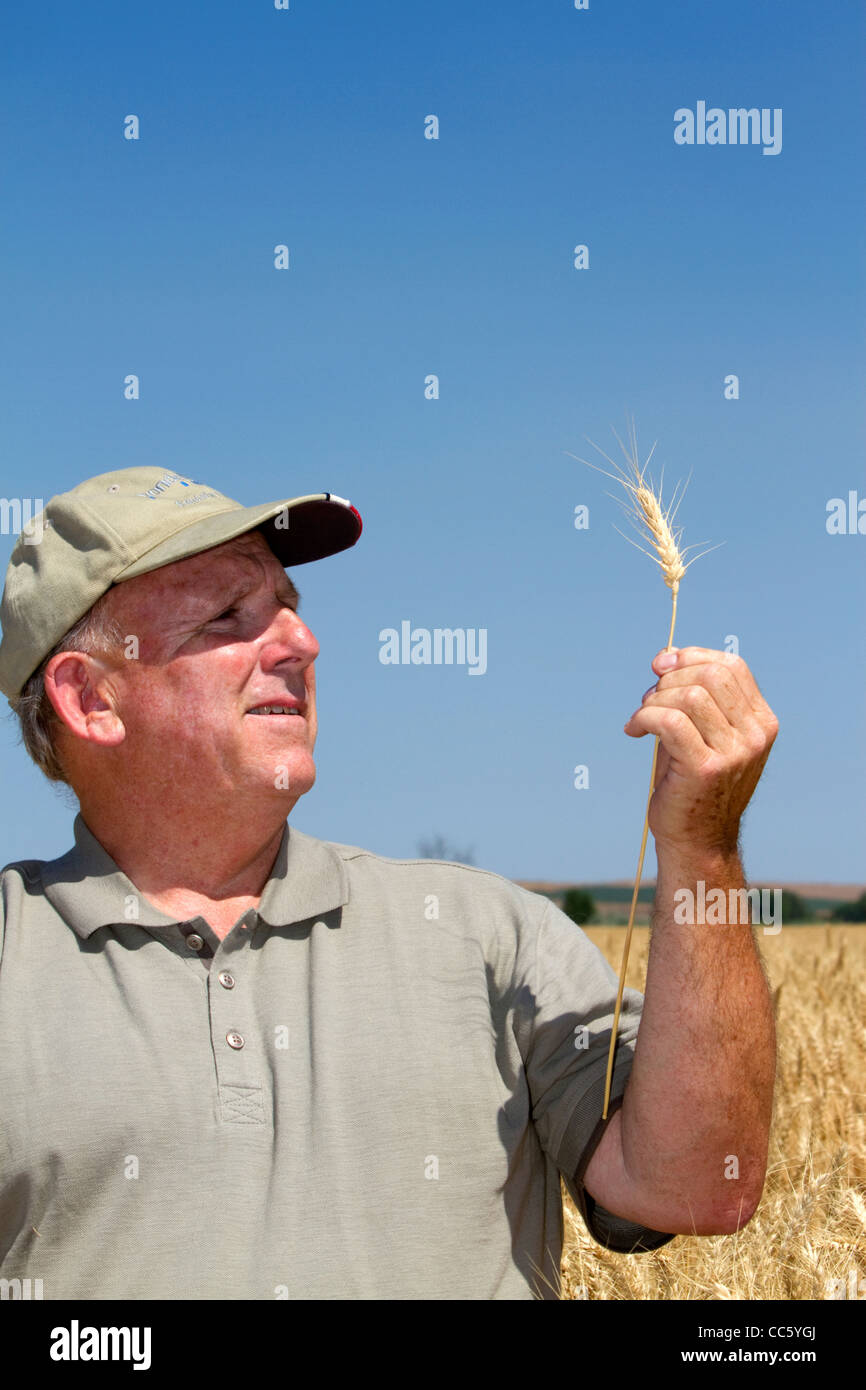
[{"x1": 0, "y1": 815, "x2": 674, "y2": 1300}]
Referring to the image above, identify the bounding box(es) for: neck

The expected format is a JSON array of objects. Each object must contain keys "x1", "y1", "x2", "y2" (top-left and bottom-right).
[{"x1": 76, "y1": 790, "x2": 293, "y2": 933}]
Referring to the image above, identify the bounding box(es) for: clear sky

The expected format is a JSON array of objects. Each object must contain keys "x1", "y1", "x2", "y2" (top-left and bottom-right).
[{"x1": 1, "y1": 0, "x2": 863, "y2": 884}]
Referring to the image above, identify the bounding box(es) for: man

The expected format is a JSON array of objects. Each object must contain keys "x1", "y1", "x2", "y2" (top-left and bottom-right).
[{"x1": 0, "y1": 466, "x2": 778, "y2": 1300}]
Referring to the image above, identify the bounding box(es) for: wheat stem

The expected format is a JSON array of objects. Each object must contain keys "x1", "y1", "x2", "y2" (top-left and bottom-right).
[
  {"x1": 565, "y1": 418, "x2": 715, "y2": 1121},
  {"x1": 601, "y1": 590, "x2": 677, "y2": 1118}
]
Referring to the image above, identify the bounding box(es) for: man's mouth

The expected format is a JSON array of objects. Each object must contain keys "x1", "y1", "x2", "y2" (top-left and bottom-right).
[
  {"x1": 246, "y1": 700, "x2": 306, "y2": 717},
  {"x1": 248, "y1": 706, "x2": 304, "y2": 717}
]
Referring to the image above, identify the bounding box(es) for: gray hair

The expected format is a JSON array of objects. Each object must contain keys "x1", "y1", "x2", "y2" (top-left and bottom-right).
[{"x1": 8, "y1": 592, "x2": 126, "y2": 785}]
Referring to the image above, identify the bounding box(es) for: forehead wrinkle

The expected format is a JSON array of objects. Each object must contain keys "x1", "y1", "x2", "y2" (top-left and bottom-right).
[
  {"x1": 196, "y1": 548, "x2": 300, "y2": 609},
  {"x1": 113, "y1": 535, "x2": 298, "y2": 640},
  {"x1": 179, "y1": 549, "x2": 267, "y2": 606}
]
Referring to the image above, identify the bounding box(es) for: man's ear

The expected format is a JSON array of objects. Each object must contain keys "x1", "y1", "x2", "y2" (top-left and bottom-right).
[{"x1": 43, "y1": 651, "x2": 127, "y2": 749}]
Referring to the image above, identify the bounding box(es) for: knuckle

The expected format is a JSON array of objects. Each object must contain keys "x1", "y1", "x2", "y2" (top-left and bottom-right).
[{"x1": 724, "y1": 651, "x2": 748, "y2": 676}]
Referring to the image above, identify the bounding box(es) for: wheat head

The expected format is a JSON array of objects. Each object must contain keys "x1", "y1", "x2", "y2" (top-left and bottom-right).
[
  {"x1": 634, "y1": 485, "x2": 686, "y2": 593},
  {"x1": 565, "y1": 416, "x2": 719, "y2": 595},
  {"x1": 564, "y1": 415, "x2": 721, "y2": 1119}
]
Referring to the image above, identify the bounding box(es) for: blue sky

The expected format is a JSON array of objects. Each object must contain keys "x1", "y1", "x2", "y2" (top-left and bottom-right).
[{"x1": 1, "y1": 0, "x2": 863, "y2": 884}]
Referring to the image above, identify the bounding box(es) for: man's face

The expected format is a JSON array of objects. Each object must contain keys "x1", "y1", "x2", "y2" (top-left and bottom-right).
[{"x1": 91, "y1": 530, "x2": 320, "y2": 806}]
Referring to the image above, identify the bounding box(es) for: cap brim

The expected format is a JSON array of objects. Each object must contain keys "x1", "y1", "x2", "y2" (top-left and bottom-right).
[{"x1": 114, "y1": 494, "x2": 363, "y2": 582}]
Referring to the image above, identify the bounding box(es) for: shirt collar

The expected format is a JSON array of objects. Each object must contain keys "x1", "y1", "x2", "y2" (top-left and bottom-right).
[{"x1": 41, "y1": 813, "x2": 350, "y2": 941}]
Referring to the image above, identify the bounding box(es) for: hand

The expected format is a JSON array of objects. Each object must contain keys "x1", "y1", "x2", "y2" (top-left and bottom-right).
[{"x1": 623, "y1": 646, "x2": 779, "y2": 853}]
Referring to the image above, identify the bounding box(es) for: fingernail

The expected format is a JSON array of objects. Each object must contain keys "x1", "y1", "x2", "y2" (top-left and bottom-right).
[
  {"x1": 656, "y1": 651, "x2": 678, "y2": 671},
  {"x1": 641, "y1": 684, "x2": 657, "y2": 703}
]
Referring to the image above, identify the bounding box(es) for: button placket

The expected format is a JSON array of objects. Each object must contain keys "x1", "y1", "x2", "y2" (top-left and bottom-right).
[{"x1": 209, "y1": 922, "x2": 265, "y2": 1125}]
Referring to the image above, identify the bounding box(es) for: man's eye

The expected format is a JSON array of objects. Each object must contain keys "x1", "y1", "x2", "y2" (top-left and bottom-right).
[{"x1": 211, "y1": 607, "x2": 237, "y2": 622}]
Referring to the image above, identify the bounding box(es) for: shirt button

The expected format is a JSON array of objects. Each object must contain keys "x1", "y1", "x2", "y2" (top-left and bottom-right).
[
  {"x1": 226, "y1": 1031, "x2": 245, "y2": 1050},
  {"x1": 218, "y1": 971, "x2": 236, "y2": 989},
  {"x1": 187, "y1": 934, "x2": 205, "y2": 951}
]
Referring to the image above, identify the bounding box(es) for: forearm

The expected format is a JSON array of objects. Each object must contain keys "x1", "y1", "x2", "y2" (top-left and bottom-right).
[{"x1": 617, "y1": 841, "x2": 776, "y2": 1233}]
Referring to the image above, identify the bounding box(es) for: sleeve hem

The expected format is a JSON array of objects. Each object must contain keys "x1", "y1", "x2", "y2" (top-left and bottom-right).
[{"x1": 563, "y1": 1080, "x2": 678, "y2": 1255}]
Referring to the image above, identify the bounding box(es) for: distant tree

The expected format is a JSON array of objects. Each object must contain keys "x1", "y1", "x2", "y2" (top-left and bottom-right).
[
  {"x1": 830, "y1": 891, "x2": 866, "y2": 923},
  {"x1": 779, "y1": 889, "x2": 809, "y2": 923},
  {"x1": 416, "y1": 834, "x2": 475, "y2": 865},
  {"x1": 751, "y1": 888, "x2": 809, "y2": 924},
  {"x1": 561, "y1": 888, "x2": 596, "y2": 927}
]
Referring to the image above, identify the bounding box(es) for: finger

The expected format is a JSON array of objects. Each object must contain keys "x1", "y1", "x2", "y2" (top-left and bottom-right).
[
  {"x1": 648, "y1": 662, "x2": 757, "y2": 732},
  {"x1": 627, "y1": 686, "x2": 736, "y2": 754},
  {"x1": 624, "y1": 705, "x2": 713, "y2": 772},
  {"x1": 651, "y1": 646, "x2": 774, "y2": 725}
]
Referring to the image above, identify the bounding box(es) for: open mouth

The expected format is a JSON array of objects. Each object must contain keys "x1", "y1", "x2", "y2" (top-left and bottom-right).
[
  {"x1": 246, "y1": 695, "x2": 307, "y2": 718},
  {"x1": 247, "y1": 706, "x2": 304, "y2": 717}
]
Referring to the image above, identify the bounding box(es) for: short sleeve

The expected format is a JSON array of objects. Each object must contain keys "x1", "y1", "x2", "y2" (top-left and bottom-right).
[{"x1": 521, "y1": 898, "x2": 676, "y2": 1254}]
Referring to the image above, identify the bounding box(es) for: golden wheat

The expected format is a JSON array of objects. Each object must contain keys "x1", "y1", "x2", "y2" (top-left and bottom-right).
[
  {"x1": 565, "y1": 418, "x2": 719, "y2": 1116},
  {"x1": 560, "y1": 926, "x2": 866, "y2": 1300},
  {"x1": 634, "y1": 485, "x2": 686, "y2": 590},
  {"x1": 566, "y1": 417, "x2": 718, "y2": 597}
]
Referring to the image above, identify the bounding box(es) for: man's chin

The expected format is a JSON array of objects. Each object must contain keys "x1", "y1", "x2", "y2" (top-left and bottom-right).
[{"x1": 261, "y1": 755, "x2": 316, "y2": 801}]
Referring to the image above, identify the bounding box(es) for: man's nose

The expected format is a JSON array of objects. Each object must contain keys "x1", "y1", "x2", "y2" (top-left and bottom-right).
[{"x1": 260, "y1": 605, "x2": 319, "y2": 666}]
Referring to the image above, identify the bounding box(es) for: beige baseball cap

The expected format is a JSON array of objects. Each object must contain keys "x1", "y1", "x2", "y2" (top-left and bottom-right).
[{"x1": 0, "y1": 466, "x2": 363, "y2": 702}]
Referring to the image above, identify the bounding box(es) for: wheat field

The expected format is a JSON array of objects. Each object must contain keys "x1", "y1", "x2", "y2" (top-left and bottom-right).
[{"x1": 560, "y1": 925, "x2": 866, "y2": 1300}]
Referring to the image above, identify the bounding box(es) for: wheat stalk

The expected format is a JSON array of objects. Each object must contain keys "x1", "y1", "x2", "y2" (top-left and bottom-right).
[{"x1": 565, "y1": 417, "x2": 720, "y2": 1119}]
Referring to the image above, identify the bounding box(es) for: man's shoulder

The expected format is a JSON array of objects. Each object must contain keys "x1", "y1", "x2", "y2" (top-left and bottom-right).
[
  {"x1": 0, "y1": 856, "x2": 47, "y2": 892},
  {"x1": 291, "y1": 826, "x2": 550, "y2": 917},
  {"x1": 0, "y1": 855, "x2": 52, "y2": 953},
  {"x1": 1, "y1": 814, "x2": 93, "y2": 893},
  {"x1": 1, "y1": 837, "x2": 79, "y2": 896}
]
